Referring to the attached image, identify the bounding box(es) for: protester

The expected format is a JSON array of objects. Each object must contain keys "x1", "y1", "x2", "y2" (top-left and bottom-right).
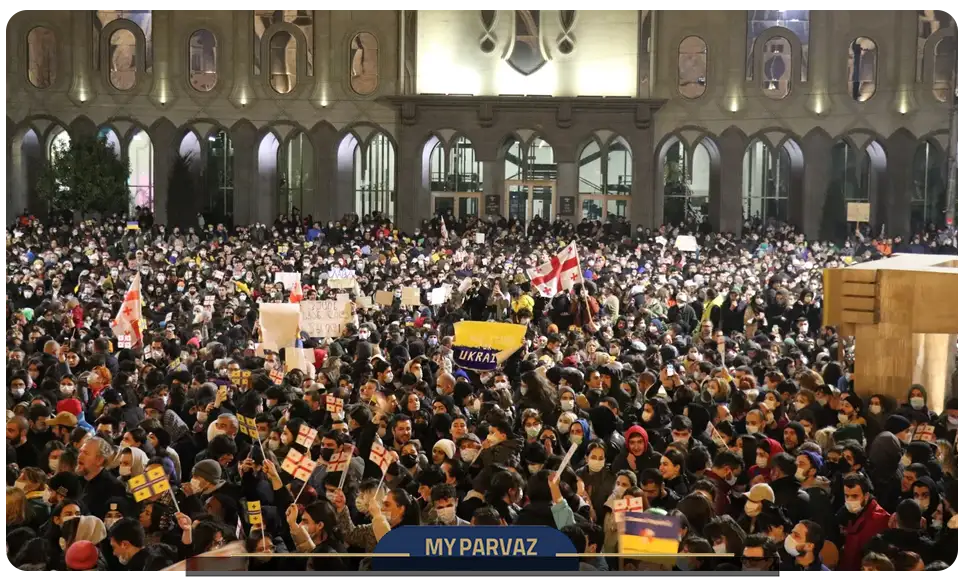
[{"x1": 4, "y1": 209, "x2": 958, "y2": 571}]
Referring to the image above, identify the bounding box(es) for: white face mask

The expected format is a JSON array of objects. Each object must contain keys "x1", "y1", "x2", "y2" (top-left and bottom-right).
[
  {"x1": 642, "y1": 411, "x2": 654, "y2": 422},
  {"x1": 784, "y1": 535, "x2": 801, "y2": 557},
  {"x1": 525, "y1": 426, "x2": 541, "y2": 439},
  {"x1": 437, "y1": 505, "x2": 457, "y2": 524},
  {"x1": 119, "y1": 465, "x2": 132, "y2": 476},
  {"x1": 713, "y1": 542, "x2": 728, "y2": 554},
  {"x1": 355, "y1": 495, "x2": 371, "y2": 514},
  {"x1": 486, "y1": 433, "x2": 501, "y2": 445},
  {"x1": 795, "y1": 468, "x2": 808, "y2": 482},
  {"x1": 557, "y1": 420, "x2": 572, "y2": 433},
  {"x1": 868, "y1": 405, "x2": 882, "y2": 415},
  {"x1": 587, "y1": 458, "x2": 606, "y2": 473},
  {"x1": 746, "y1": 424, "x2": 759, "y2": 434},
  {"x1": 267, "y1": 439, "x2": 281, "y2": 451},
  {"x1": 910, "y1": 398, "x2": 925, "y2": 410},
  {"x1": 60, "y1": 385, "x2": 75, "y2": 395},
  {"x1": 461, "y1": 448, "x2": 479, "y2": 463},
  {"x1": 845, "y1": 499, "x2": 863, "y2": 514},
  {"x1": 793, "y1": 401, "x2": 806, "y2": 412},
  {"x1": 196, "y1": 411, "x2": 208, "y2": 423},
  {"x1": 527, "y1": 464, "x2": 542, "y2": 474},
  {"x1": 560, "y1": 400, "x2": 575, "y2": 411},
  {"x1": 838, "y1": 413, "x2": 850, "y2": 424},
  {"x1": 764, "y1": 400, "x2": 778, "y2": 411},
  {"x1": 49, "y1": 459, "x2": 60, "y2": 472}
]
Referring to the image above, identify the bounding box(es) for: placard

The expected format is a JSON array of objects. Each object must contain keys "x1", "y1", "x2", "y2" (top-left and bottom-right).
[
  {"x1": 475, "y1": 233, "x2": 485, "y2": 244},
  {"x1": 402, "y1": 287, "x2": 421, "y2": 307},
  {"x1": 484, "y1": 194, "x2": 501, "y2": 216},
  {"x1": 430, "y1": 287, "x2": 448, "y2": 305},
  {"x1": 327, "y1": 268, "x2": 357, "y2": 289},
  {"x1": 847, "y1": 202, "x2": 871, "y2": 223},
  {"x1": 284, "y1": 347, "x2": 310, "y2": 373},
  {"x1": 300, "y1": 300, "x2": 352, "y2": 338},
  {"x1": 375, "y1": 290, "x2": 395, "y2": 307},
  {"x1": 259, "y1": 303, "x2": 301, "y2": 350},
  {"x1": 356, "y1": 295, "x2": 374, "y2": 310},
  {"x1": 674, "y1": 235, "x2": 698, "y2": 252},
  {"x1": 558, "y1": 196, "x2": 576, "y2": 217},
  {"x1": 273, "y1": 272, "x2": 301, "y2": 290}
]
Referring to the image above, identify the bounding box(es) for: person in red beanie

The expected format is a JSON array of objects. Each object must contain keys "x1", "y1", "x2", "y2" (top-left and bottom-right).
[
  {"x1": 65, "y1": 540, "x2": 104, "y2": 570},
  {"x1": 611, "y1": 424, "x2": 661, "y2": 476},
  {"x1": 56, "y1": 398, "x2": 95, "y2": 434}
]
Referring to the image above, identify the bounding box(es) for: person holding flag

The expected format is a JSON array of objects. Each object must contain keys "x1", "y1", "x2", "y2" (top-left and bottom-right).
[{"x1": 111, "y1": 272, "x2": 143, "y2": 349}]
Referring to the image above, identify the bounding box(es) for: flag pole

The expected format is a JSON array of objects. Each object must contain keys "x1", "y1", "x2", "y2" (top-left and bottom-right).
[
  {"x1": 168, "y1": 485, "x2": 181, "y2": 513},
  {"x1": 293, "y1": 479, "x2": 309, "y2": 504},
  {"x1": 337, "y1": 445, "x2": 353, "y2": 490}
]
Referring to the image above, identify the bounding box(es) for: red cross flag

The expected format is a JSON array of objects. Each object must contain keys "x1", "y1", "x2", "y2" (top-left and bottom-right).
[
  {"x1": 296, "y1": 424, "x2": 317, "y2": 448},
  {"x1": 526, "y1": 242, "x2": 581, "y2": 298},
  {"x1": 369, "y1": 442, "x2": 394, "y2": 475},
  {"x1": 281, "y1": 448, "x2": 316, "y2": 482},
  {"x1": 269, "y1": 369, "x2": 284, "y2": 385},
  {"x1": 440, "y1": 217, "x2": 448, "y2": 240},
  {"x1": 325, "y1": 395, "x2": 344, "y2": 414},
  {"x1": 289, "y1": 280, "x2": 303, "y2": 304},
  {"x1": 326, "y1": 446, "x2": 353, "y2": 473},
  {"x1": 112, "y1": 273, "x2": 143, "y2": 349}
]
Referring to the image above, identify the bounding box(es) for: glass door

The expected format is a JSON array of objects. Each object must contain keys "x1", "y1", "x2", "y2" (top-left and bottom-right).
[
  {"x1": 505, "y1": 180, "x2": 555, "y2": 223},
  {"x1": 432, "y1": 193, "x2": 480, "y2": 219}
]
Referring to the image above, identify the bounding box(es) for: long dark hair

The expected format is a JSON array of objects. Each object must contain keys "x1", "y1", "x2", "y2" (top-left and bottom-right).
[{"x1": 388, "y1": 487, "x2": 421, "y2": 527}]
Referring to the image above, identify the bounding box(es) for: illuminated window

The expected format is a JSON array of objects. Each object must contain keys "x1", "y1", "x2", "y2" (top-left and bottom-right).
[
  {"x1": 848, "y1": 37, "x2": 877, "y2": 102},
  {"x1": 109, "y1": 28, "x2": 137, "y2": 90},
  {"x1": 188, "y1": 29, "x2": 217, "y2": 92},
  {"x1": 128, "y1": 130, "x2": 154, "y2": 213},
  {"x1": 579, "y1": 138, "x2": 632, "y2": 221},
  {"x1": 349, "y1": 32, "x2": 379, "y2": 95},
  {"x1": 912, "y1": 141, "x2": 947, "y2": 229},
  {"x1": 280, "y1": 133, "x2": 314, "y2": 215},
  {"x1": 932, "y1": 36, "x2": 957, "y2": 103},
  {"x1": 48, "y1": 128, "x2": 70, "y2": 163},
  {"x1": 678, "y1": 36, "x2": 707, "y2": 99},
  {"x1": 746, "y1": 10, "x2": 808, "y2": 81},
  {"x1": 254, "y1": 10, "x2": 313, "y2": 77},
  {"x1": 94, "y1": 11, "x2": 152, "y2": 73},
  {"x1": 742, "y1": 139, "x2": 789, "y2": 223},
  {"x1": 662, "y1": 140, "x2": 710, "y2": 226},
  {"x1": 762, "y1": 37, "x2": 791, "y2": 99},
  {"x1": 916, "y1": 10, "x2": 953, "y2": 81},
  {"x1": 26, "y1": 27, "x2": 56, "y2": 89},
  {"x1": 206, "y1": 131, "x2": 234, "y2": 219},
  {"x1": 353, "y1": 133, "x2": 395, "y2": 219},
  {"x1": 268, "y1": 31, "x2": 297, "y2": 94}
]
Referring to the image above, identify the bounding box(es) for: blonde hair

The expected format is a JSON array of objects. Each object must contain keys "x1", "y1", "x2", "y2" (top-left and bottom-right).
[
  {"x1": 6, "y1": 487, "x2": 26, "y2": 525},
  {"x1": 814, "y1": 427, "x2": 837, "y2": 454}
]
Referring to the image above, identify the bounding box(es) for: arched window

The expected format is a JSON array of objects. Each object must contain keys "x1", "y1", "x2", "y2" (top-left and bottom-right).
[
  {"x1": 206, "y1": 131, "x2": 233, "y2": 219},
  {"x1": 354, "y1": 133, "x2": 396, "y2": 218},
  {"x1": 848, "y1": 37, "x2": 877, "y2": 101},
  {"x1": 48, "y1": 128, "x2": 70, "y2": 162},
  {"x1": 281, "y1": 133, "x2": 314, "y2": 216},
  {"x1": 912, "y1": 141, "x2": 947, "y2": 230},
  {"x1": 742, "y1": 139, "x2": 789, "y2": 223},
  {"x1": 822, "y1": 141, "x2": 867, "y2": 240},
  {"x1": 762, "y1": 37, "x2": 791, "y2": 99},
  {"x1": 189, "y1": 29, "x2": 217, "y2": 92},
  {"x1": 916, "y1": 10, "x2": 953, "y2": 81},
  {"x1": 269, "y1": 31, "x2": 297, "y2": 94},
  {"x1": 27, "y1": 27, "x2": 56, "y2": 89},
  {"x1": 678, "y1": 36, "x2": 707, "y2": 99},
  {"x1": 128, "y1": 130, "x2": 154, "y2": 213},
  {"x1": 504, "y1": 137, "x2": 557, "y2": 222},
  {"x1": 933, "y1": 36, "x2": 957, "y2": 103},
  {"x1": 428, "y1": 136, "x2": 481, "y2": 218},
  {"x1": 579, "y1": 138, "x2": 632, "y2": 221},
  {"x1": 254, "y1": 11, "x2": 313, "y2": 78},
  {"x1": 350, "y1": 32, "x2": 379, "y2": 95},
  {"x1": 661, "y1": 140, "x2": 710, "y2": 226},
  {"x1": 746, "y1": 11, "x2": 809, "y2": 80},
  {"x1": 109, "y1": 29, "x2": 137, "y2": 90},
  {"x1": 97, "y1": 127, "x2": 121, "y2": 159}
]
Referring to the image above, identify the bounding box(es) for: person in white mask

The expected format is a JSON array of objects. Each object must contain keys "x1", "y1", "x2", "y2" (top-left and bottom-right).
[{"x1": 429, "y1": 484, "x2": 469, "y2": 526}]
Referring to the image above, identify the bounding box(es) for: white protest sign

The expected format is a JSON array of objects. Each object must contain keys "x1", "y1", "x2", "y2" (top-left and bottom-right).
[
  {"x1": 274, "y1": 272, "x2": 302, "y2": 290},
  {"x1": 475, "y1": 233, "x2": 485, "y2": 244},
  {"x1": 674, "y1": 235, "x2": 698, "y2": 252},
  {"x1": 259, "y1": 303, "x2": 301, "y2": 351},
  {"x1": 458, "y1": 277, "x2": 474, "y2": 294},
  {"x1": 430, "y1": 287, "x2": 447, "y2": 306},
  {"x1": 327, "y1": 268, "x2": 356, "y2": 289},
  {"x1": 284, "y1": 347, "x2": 310, "y2": 373},
  {"x1": 300, "y1": 300, "x2": 352, "y2": 338}
]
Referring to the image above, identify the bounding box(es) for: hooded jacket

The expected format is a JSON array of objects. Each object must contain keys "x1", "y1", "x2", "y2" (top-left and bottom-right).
[
  {"x1": 611, "y1": 425, "x2": 661, "y2": 476},
  {"x1": 897, "y1": 385, "x2": 938, "y2": 424},
  {"x1": 866, "y1": 432, "x2": 903, "y2": 514}
]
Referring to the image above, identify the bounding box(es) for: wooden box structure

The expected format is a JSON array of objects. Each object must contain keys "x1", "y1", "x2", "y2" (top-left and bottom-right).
[{"x1": 823, "y1": 254, "x2": 958, "y2": 410}]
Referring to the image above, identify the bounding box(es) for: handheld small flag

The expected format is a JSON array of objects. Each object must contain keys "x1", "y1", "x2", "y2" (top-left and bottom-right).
[
  {"x1": 230, "y1": 370, "x2": 242, "y2": 386},
  {"x1": 247, "y1": 500, "x2": 263, "y2": 525},
  {"x1": 242, "y1": 416, "x2": 259, "y2": 440},
  {"x1": 325, "y1": 395, "x2": 345, "y2": 414},
  {"x1": 296, "y1": 424, "x2": 318, "y2": 448},
  {"x1": 281, "y1": 448, "x2": 317, "y2": 482},
  {"x1": 270, "y1": 369, "x2": 284, "y2": 385},
  {"x1": 128, "y1": 464, "x2": 172, "y2": 502},
  {"x1": 327, "y1": 446, "x2": 353, "y2": 473},
  {"x1": 369, "y1": 443, "x2": 393, "y2": 476}
]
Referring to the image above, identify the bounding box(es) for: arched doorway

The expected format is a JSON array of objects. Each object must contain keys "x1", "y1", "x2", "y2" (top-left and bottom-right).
[
  {"x1": 279, "y1": 132, "x2": 314, "y2": 220},
  {"x1": 426, "y1": 135, "x2": 481, "y2": 219},
  {"x1": 503, "y1": 135, "x2": 556, "y2": 223},
  {"x1": 660, "y1": 138, "x2": 711, "y2": 226},
  {"x1": 340, "y1": 132, "x2": 395, "y2": 220},
  {"x1": 9, "y1": 127, "x2": 44, "y2": 219},
  {"x1": 47, "y1": 126, "x2": 70, "y2": 163},
  {"x1": 127, "y1": 129, "x2": 153, "y2": 214},
  {"x1": 578, "y1": 137, "x2": 632, "y2": 222},
  {"x1": 97, "y1": 127, "x2": 121, "y2": 158},
  {"x1": 205, "y1": 130, "x2": 233, "y2": 224},
  {"x1": 257, "y1": 132, "x2": 280, "y2": 223},
  {"x1": 742, "y1": 138, "x2": 790, "y2": 225},
  {"x1": 912, "y1": 140, "x2": 947, "y2": 230}
]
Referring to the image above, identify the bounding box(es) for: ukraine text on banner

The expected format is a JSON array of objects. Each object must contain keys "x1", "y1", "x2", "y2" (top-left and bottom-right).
[
  {"x1": 112, "y1": 273, "x2": 144, "y2": 349},
  {"x1": 296, "y1": 424, "x2": 317, "y2": 448},
  {"x1": 246, "y1": 500, "x2": 263, "y2": 525},
  {"x1": 369, "y1": 443, "x2": 394, "y2": 475},
  {"x1": 281, "y1": 448, "x2": 317, "y2": 482},
  {"x1": 451, "y1": 321, "x2": 526, "y2": 371},
  {"x1": 326, "y1": 446, "x2": 353, "y2": 472},
  {"x1": 526, "y1": 242, "x2": 581, "y2": 298},
  {"x1": 127, "y1": 464, "x2": 171, "y2": 502}
]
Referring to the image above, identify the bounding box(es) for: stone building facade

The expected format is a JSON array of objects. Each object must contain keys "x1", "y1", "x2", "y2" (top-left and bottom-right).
[{"x1": 6, "y1": 10, "x2": 957, "y2": 238}]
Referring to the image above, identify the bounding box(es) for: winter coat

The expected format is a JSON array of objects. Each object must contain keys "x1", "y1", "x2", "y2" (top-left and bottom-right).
[{"x1": 837, "y1": 498, "x2": 890, "y2": 571}]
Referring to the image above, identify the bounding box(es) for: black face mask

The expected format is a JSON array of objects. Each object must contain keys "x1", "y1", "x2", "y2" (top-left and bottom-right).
[
  {"x1": 320, "y1": 447, "x2": 335, "y2": 461},
  {"x1": 400, "y1": 454, "x2": 418, "y2": 468}
]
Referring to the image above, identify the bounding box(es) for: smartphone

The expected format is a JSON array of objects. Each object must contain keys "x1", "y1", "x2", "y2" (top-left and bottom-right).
[{"x1": 666, "y1": 366, "x2": 675, "y2": 377}]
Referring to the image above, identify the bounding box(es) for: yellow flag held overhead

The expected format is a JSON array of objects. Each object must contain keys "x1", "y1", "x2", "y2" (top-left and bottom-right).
[
  {"x1": 247, "y1": 500, "x2": 263, "y2": 525},
  {"x1": 128, "y1": 464, "x2": 171, "y2": 502}
]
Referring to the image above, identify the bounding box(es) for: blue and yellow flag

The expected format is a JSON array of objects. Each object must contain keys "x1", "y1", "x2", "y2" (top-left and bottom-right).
[
  {"x1": 452, "y1": 321, "x2": 526, "y2": 371},
  {"x1": 619, "y1": 512, "x2": 681, "y2": 555}
]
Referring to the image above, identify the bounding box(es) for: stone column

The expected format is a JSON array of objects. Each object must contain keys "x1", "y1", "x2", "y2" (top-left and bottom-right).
[
  {"x1": 883, "y1": 129, "x2": 917, "y2": 239},
  {"x1": 231, "y1": 122, "x2": 257, "y2": 225},
  {"x1": 150, "y1": 119, "x2": 176, "y2": 225},
  {"x1": 716, "y1": 127, "x2": 745, "y2": 234},
  {"x1": 395, "y1": 128, "x2": 423, "y2": 233},
  {"x1": 481, "y1": 160, "x2": 502, "y2": 219},
  {"x1": 630, "y1": 131, "x2": 655, "y2": 229},
  {"x1": 555, "y1": 161, "x2": 578, "y2": 224},
  {"x1": 911, "y1": 333, "x2": 956, "y2": 413},
  {"x1": 801, "y1": 129, "x2": 833, "y2": 239},
  {"x1": 307, "y1": 122, "x2": 338, "y2": 223}
]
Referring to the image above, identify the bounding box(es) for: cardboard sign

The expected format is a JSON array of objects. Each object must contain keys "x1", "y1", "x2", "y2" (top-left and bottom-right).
[
  {"x1": 274, "y1": 272, "x2": 301, "y2": 290},
  {"x1": 356, "y1": 295, "x2": 374, "y2": 310},
  {"x1": 475, "y1": 233, "x2": 485, "y2": 244},
  {"x1": 674, "y1": 235, "x2": 698, "y2": 252},
  {"x1": 847, "y1": 202, "x2": 871, "y2": 223},
  {"x1": 327, "y1": 277, "x2": 356, "y2": 289},
  {"x1": 300, "y1": 300, "x2": 352, "y2": 338},
  {"x1": 214, "y1": 270, "x2": 224, "y2": 280},
  {"x1": 259, "y1": 303, "x2": 301, "y2": 351},
  {"x1": 284, "y1": 347, "x2": 310, "y2": 373},
  {"x1": 401, "y1": 287, "x2": 421, "y2": 307},
  {"x1": 375, "y1": 290, "x2": 395, "y2": 307}
]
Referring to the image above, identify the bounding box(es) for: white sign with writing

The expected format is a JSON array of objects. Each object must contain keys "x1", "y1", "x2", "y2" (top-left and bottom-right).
[
  {"x1": 300, "y1": 300, "x2": 352, "y2": 338},
  {"x1": 274, "y1": 272, "x2": 302, "y2": 290}
]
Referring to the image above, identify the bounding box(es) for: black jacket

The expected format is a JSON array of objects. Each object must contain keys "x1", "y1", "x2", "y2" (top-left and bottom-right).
[
  {"x1": 769, "y1": 475, "x2": 810, "y2": 524},
  {"x1": 865, "y1": 527, "x2": 937, "y2": 564},
  {"x1": 79, "y1": 468, "x2": 128, "y2": 519}
]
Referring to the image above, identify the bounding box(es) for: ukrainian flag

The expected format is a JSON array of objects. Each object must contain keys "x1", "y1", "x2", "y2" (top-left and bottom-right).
[{"x1": 619, "y1": 512, "x2": 680, "y2": 555}]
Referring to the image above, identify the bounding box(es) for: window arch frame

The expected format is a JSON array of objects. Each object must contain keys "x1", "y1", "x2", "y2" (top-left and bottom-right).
[
  {"x1": 278, "y1": 131, "x2": 315, "y2": 217},
  {"x1": 98, "y1": 19, "x2": 148, "y2": 93},
  {"x1": 350, "y1": 131, "x2": 397, "y2": 220},
  {"x1": 25, "y1": 25, "x2": 58, "y2": 90},
  {"x1": 931, "y1": 35, "x2": 957, "y2": 103},
  {"x1": 677, "y1": 35, "x2": 708, "y2": 99},
  {"x1": 187, "y1": 28, "x2": 219, "y2": 93},
  {"x1": 578, "y1": 136, "x2": 632, "y2": 222},
  {"x1": 847, "y1": 36, "x2": 879, "y2": 103},
  {"x1": 257, "y1": 21, "x2": 309, "y2": 97},
  {"x1": 741, "y1": 138, "x2": 791, "y2": 224},
  {"x1": 348, "y1": 31, "x2": 380, "y2": 96}
]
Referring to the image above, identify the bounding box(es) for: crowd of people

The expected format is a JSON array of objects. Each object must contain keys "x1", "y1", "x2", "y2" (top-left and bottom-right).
[{"x1": 4, "y1": 208, "x2": 959, "y2": 572}]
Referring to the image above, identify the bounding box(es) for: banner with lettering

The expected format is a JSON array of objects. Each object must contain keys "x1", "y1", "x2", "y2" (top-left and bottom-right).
[
  {"x1": 300, "y1": 300, "x2": 352, "y2": 338},
  {"x1": 451, "y1": 321, "x2": 526, "y2": 371}
]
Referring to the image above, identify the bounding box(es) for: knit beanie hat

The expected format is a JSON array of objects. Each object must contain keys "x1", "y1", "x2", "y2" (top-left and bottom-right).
[
  {"x1": 433, "y1": 439, "x2": 456, "y2": 460},
  {"x1": 65, "y1": 540, "x2": 99, "y2": 570},
  {"x1": 885, "y1": 414, "x2": 912, "y2": 435},
  {"x1": 192, "y1": 459, "x2": 223, "y2": 484}
]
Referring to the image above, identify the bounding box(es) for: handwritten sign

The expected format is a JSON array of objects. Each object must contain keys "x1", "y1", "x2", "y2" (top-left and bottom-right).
[
  {"x1": 402, "y1": 287, "x2": 421, "y2": 307},
  {"x1": 674, "y1": 235, "x2": 698, "y2": 252},
  {"x1": 327, "y1": 268, "x2": 356, "y2": 289},
  {"x1": 300, "y1": 300, "x2": 351, "y2": 338},
  {"x1": 273, "y1": 272, "x2": 301, "y2": 290}
]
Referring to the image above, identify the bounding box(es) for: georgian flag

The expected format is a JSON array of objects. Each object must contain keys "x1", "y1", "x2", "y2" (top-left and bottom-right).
[
  {"x1": 526, "y1": 242, "x2": 581, "y2": 298},
  {"x1": 440, "y1": 217, "x2": 448, "y2": 240},
  {"x1": 369, "y1": 442, "x2": 394, "y2": 475},
  {"x1": 111, "y1": 273, "x2": 143, "y2": 349}
]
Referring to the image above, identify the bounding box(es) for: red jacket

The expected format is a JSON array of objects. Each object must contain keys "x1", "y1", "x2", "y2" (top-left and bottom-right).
[{"x1": 839, "y1": 498, "x2": 890, "y2": 571}]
